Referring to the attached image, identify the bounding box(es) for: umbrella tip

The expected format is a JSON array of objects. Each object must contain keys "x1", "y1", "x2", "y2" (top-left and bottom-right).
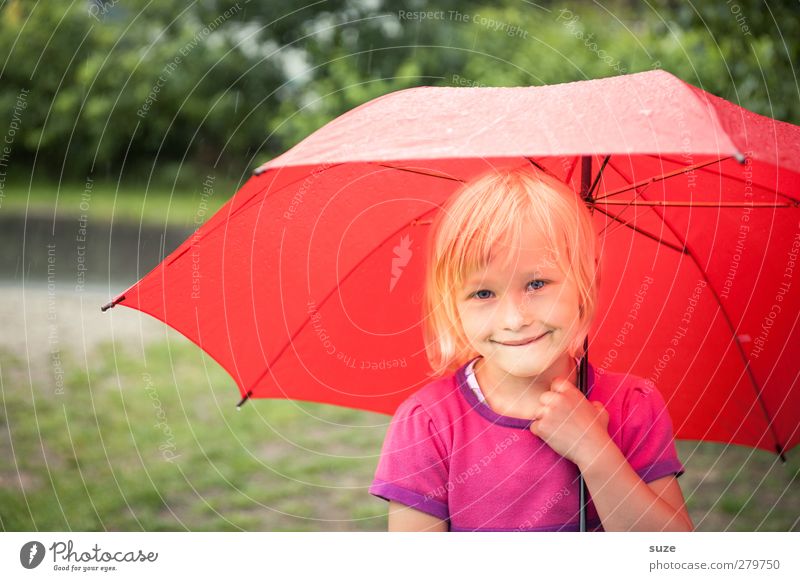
[
  {"x1": 236, "y1": 390, "x2": 253, "y2": 409},
  {"x1": 100, "y1": 294, "x2": 126, "y2": 312},
  {"x1": 775, "y1": 444, "x2": 787, "y2": 463},
  {"x1": 734, "y1": 151, "x2": 746, "y2": 164}
]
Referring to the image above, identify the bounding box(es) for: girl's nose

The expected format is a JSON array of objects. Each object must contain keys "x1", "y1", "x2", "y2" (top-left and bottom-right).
[{"x1": 500, "y1": 294, "x2": 532, "y2": 331}]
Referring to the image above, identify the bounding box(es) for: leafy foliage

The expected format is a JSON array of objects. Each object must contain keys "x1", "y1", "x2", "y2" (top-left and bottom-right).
[{"x1": 0, "y1": 0, "x2": 796, "y2": 182}]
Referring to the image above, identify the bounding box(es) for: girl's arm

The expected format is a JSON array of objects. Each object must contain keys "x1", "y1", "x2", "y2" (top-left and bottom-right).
[
  {"x1": 578, "y1": 442, "x2": 693, "y2": 532},
  {"x1": 531, "y1": 377, "x2": 693, "y2": 532},
  {"x1": 388, "y1": 501, "x2": 448, "y2": 532}
]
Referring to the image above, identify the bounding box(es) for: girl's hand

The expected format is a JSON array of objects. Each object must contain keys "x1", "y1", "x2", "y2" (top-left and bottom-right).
[{"x1": 529, "y1": 377, "x2": 611, "y2": 467}]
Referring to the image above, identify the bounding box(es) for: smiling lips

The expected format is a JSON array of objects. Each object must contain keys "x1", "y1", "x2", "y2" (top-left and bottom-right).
[{"x1": 496, "y1": 331, "x2": 550, "y2": 346}]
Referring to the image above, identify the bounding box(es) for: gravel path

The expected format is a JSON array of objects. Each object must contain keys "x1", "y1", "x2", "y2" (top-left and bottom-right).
[{"x1": 0, "y1": 284, "x2": 180, "y2": 381}]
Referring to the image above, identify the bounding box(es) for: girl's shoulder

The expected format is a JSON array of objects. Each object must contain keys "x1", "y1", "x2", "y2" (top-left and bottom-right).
[
  {"x1": 398, "y1": 371, "x2": 460, "y2": 414},
  {"x1": 391, "y1": 371, "x2": 464, "y2": 432},
  {"x1": 589, "y1": 370, "x2": 660, "y2": 408},
  {"x1": 387, "y1": 373, "x2": 462, "y2": 458},
  {"x1": 591, "y1": 367, "x2": 666, "y2": 419}
]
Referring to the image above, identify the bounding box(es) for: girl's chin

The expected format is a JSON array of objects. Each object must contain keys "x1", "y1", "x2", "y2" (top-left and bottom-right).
[
  {"x1": 486, "y1": 353, "x2": 558, "y2": 373},
  {"x1": 503, "y1": 360, "x2": 553, "y2": 373}
]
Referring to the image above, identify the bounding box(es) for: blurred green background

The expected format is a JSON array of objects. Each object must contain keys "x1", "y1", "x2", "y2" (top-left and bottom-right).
[{"x1": 0, "y1": 0, "x2": 797, "y2": 531}]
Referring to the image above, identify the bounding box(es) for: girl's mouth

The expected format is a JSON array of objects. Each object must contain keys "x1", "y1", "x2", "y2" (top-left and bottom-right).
[{"x1": 494, "y1": 331, "x2": 550, "y2": 347}]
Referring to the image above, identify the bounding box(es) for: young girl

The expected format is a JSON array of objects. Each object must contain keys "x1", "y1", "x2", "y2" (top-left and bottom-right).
[{"x1": 369, "y1": 165, "x2": 692, "y2": 532}]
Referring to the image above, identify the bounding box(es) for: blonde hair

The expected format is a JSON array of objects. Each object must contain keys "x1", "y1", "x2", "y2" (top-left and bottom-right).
[{"x1": 422, "y1": 164, "x2": 600, "y2": 378}]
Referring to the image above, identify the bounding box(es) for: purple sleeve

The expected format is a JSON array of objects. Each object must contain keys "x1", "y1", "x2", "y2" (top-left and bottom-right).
[
  {"x1": 621, "y1": 382, "x2": 686, "y2": 483},
  {"x1": 368, "y1": 395, "x2": 450, "y2": 521}
]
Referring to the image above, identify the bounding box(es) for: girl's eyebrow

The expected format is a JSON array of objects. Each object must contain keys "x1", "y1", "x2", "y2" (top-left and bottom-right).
[{"x1": 464, "y1": 269, "x2": 553, "y2": 285}]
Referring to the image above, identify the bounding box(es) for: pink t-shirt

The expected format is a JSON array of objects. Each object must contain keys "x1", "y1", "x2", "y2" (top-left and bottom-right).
[{"x1": 369, "y1": 356, "x2": 685, "y2": 532}]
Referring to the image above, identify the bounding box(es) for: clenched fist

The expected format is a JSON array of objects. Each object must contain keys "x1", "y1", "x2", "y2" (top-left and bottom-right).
[{"x1": 529, "y1": 376, "x2": 611, "y2": 467}]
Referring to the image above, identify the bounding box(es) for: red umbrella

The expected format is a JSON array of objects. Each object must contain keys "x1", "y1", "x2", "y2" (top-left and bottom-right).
[{"x1": 103, "y1": 69, "x2": 800, "y2": 466}]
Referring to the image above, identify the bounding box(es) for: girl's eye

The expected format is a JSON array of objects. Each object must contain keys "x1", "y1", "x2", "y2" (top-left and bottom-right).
[
  {"x1": 470, "y1": 280, "x2": 546, "y2": 300},
  {"x1": 528, "y1": 280, "x2": 546, "y2": 291}
]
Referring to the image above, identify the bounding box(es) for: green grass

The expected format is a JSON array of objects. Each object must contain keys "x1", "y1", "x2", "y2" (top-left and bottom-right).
[
  {"x1": 0, "y1": 179, "x2": 235, "y2": 227},
  {"x1": 674, "y1": 440, "x2": 799, "y2": 531},
  {"x1": 0, "y1": 339, "x2": 390, "y2": 531}
]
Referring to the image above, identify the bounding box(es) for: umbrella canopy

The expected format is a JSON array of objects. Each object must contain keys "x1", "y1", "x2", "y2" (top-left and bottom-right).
[{"x1": 104, "y1": 69, "x2": 800, "y2": 459}]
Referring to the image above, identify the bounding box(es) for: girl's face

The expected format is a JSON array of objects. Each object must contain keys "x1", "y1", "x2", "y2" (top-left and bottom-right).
[{"x1": 456, "y1": 221, "x2": 582, "y2": 379}]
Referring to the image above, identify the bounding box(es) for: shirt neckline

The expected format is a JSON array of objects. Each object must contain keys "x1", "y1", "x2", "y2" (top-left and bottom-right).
[{"x1": 456, "y1": 356, "x2": 596, "y2": 429}]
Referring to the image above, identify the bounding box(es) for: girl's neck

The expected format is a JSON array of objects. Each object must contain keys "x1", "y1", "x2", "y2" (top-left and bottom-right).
[{"x1": 473, "y1": 353, "x2": 579, "y2": 408}]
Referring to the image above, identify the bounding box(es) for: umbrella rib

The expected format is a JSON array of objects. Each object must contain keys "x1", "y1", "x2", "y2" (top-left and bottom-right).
[
  {"x1": 525, "y1": 156, "x2": 611, "y2": 200},
  {"x1": 641, "y1": 194, "x2": 787, "y2": 459},
  {"x1": 561, "y1": 156, "x2": 580, "y2": 184},
  {"x1": 165, "y1": 165, "x2": 349, "y2": 268},
  {"x1": 594, "y1": 165, "x2": 658, "y2": 241},
  {"x1": 651, "y1": 154, "x2": 800, "y2": 206},
  {"x1": 593, "y1": 200, "x2": 798, "y2": 208},
  {"x1": 596, "y1": 156, "x2": 736, "y2": 200},
  {"x1": 247, "y1": 205, "x2": 444, "y2": 398},
  {"x1": 591, "y1": 205, "x2": 688, "y2": 254},
  {"x1": 374, "y1": 164, "x2": 466, "y2": 183},
  {"x1": 526, "y1": 157, "x2": 559, "y2": 178}
]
